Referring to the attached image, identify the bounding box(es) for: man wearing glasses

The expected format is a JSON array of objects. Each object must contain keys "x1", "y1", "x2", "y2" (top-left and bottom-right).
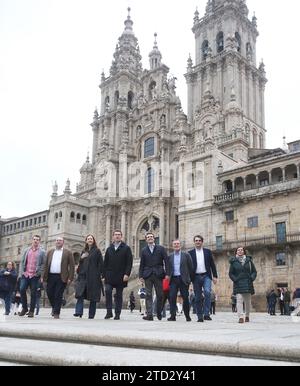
[{"x1": 189, "y1": 236, "x2": 218, "y2": 322}]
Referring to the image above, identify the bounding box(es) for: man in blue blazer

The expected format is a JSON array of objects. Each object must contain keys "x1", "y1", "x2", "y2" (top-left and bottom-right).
[
  {"x1": 139, "y1": 232, "x2": 169, "y2": 321},
  {"x1": 189, "y1": 235, "x2": 218, "y2": 322},
  {"x1": 167, "y1": 240, "x2": 194, "y2": 322}
]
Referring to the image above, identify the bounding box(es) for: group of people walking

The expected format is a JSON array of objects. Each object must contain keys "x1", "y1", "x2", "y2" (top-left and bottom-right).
[
  {"x1": 138, "y1": 234, "x2": 258, "y2": 324},
  {"x1": 0, "y1": 230, "x2": 261, "y2": 324},
  {"x1": 266, "y1": 287, "x2": 300, "y2": 316},
  {"x1": 139, "y1": 234, "x2": 218, "y2": 323}
]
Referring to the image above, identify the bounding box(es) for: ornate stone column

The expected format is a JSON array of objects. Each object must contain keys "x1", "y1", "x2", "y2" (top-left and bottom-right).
[
  {"x1": 159, "y1": 198, "x2": 166, "y2": 247},
  {"x1": 120, "y1": 205, "x2": 127, "y2": 242},
  {"x1": 282, "y1": 168, "x2": 286, "y2": 183},
  {"x1": 105, "y1": 207, "x2": 112, "y2": 249}
]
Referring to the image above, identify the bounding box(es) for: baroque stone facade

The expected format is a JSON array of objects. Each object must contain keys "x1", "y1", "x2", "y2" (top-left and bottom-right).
[{"x1": 1, "y1": 1, "x2": 300, "y2": 310}]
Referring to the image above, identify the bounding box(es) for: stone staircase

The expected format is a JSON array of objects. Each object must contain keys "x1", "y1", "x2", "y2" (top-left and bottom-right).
[{"x1": 0, "y1": 310, "x2": 299, "y2": 366}]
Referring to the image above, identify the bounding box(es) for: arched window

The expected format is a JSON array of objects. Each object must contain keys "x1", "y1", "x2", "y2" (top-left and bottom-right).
[
  {"x1": 217, "y1": 32, "x2": 224, "y2": 53},
  {"x1": 128, "y1": 91, "x2": 134, "y2": 110},
  {"x1": 76, "y1": 213, "x2": 81, "y2": 223},
  {"x1": 142, "y1": 220, "x2": 150, "y2": 232},
  {"x1": 70, "y1": 212, "x2": 75, "y2": 222},
  {"x1": 82, "y1": 215, "x2": 87, "y2": 224},
  {"x1": 114, "y1": 91, "x2": 119, "y2": 108},
  {"x1": 146, "y1": 168, "x2": 155, "y2": 194},
  {"x1": 105, "y1": 96, "x2": 110, "y2": 109},
  {"x1": 54, "y1": 213, "x2": 58, "y2": 223},
  {"x1": 144, "y1": 137, "x2": 155, "y2": 158},
  {"x1": 153, "y1": 217, "x2": 160, "y2": 230},
  {"x1": 149, "y1": 81, "x2": 157, "y2": 100},
  {"x1": 223, "y1": 180, "x2": 233, "y2": 193},
  {"x1": 235, "y1": 32, "x2": 241, "y2": 53},
  {"x1": 202, "y1": 40, "x2": 209, "y2": 60}
]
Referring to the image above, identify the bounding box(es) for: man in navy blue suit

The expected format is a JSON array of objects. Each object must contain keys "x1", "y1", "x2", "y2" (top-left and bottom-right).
[
  {"x1": 189, "y1": 236, "x2": 218, "y2": 322},
  {"x1": 139, "y1": 233, "x2": 169, "y2": 321}
]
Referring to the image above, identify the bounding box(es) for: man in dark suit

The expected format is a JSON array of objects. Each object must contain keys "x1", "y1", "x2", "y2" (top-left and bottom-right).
[
  {"x1": 103, "y1": 230, "x2": 133, "y2": 320},
  {"x1": 42, "y1": 237, "x2": 75, "y2": 319},
  {"x1": 139, "y1": 232, "x2": 169, "y2": 321},
  {"x1": 167, "y1": 240, "x2": 194, "y2": 322},
  {"x1": 189, "y1": 235, "x2": 218, "y2": 322}
]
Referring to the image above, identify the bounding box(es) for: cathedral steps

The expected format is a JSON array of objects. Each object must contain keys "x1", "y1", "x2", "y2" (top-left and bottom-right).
[{"x1": 0, "y1": 310, "x2": 299, "y2": 366}]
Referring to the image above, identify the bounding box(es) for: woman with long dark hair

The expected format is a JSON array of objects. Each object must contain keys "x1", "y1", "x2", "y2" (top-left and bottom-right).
[
  {"x1": 229, "y1": 246, "x2": 257, "y2": 324},
  {"x1": 74, "y1": 235, "x2": 104, "y2": 319}
]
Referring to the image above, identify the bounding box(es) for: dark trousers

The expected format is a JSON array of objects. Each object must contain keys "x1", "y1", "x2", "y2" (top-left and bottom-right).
[
  {"x1": 162, "y1": 291, "x2": 170, "y2": 317},
  {"x1": 169, "y1": 277, "x2": 190, "y2": 318},
  {"x1": 284, "y1": 302, "x2": 290, "y2": 316},
  {"x1": 279, "y1": 300, "x2": 284, "y2": 315},
  {"x1": 145, "y1": 275, "x2": 163, "y2": 317},
  {"x1": 20, "y1": 276, "x2": 39, "y2": 313},
  {"x1": 46, "y1": 274, "x2": 66, "y2": 315},
  {"x1": 0, "y1": 291, "x2": 12, "y2": 314},
  {"x1": 210, "y1": 302, "x2": 216, "y2": 315},
  {"x1": 75, "y1": 298, "x2": 97, "y2": 318},
  {"x1": 270, "y1": 303, "x2": 276, "y2": 315},
  {"x1": 35, "y1": 293, "x2": 41, "y2": 315},
  {"x1": 105, "y1": 284, "x2": 124, "y2": 316}
]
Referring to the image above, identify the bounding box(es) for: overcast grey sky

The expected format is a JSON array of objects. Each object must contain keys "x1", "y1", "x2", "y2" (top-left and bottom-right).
[{"x1": 0, "y1": 0, "x2": 299, "y2": 218}]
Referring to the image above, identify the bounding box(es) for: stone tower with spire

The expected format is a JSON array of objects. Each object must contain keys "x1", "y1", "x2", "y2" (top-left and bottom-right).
[
  {"x1": 74, "y1": 9, "x2": 186, "y2": 254},
  {"x1": 186, "y1": 0, "x2": 267, "y2": 160},
  {"x1": 179, "y1": 0, "x2": 268, "y2": 246}
]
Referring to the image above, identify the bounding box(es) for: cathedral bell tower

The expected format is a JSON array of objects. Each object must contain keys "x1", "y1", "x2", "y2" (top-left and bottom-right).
[
  {"x1": 186, "y1": 0, "x2": 267, "y2": 160},
  {"x1": 95, "y1": 8, "x2": 143, "y2": 162}
]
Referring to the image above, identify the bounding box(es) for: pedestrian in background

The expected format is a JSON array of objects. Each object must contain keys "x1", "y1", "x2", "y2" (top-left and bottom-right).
[{"x1": 0, "y1": 262, "x2": 17, "y2": 315}]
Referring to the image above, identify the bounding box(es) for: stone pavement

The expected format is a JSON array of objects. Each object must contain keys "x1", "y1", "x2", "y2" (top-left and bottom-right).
[{"x1": 0, "y1": 309, "x2": 299, "y2": 366}]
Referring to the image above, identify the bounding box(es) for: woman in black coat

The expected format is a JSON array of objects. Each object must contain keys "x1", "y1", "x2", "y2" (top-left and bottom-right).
[
  {"x1": 74, "y1": 235, "x2": 104, "y2": 319},
  {"x1": 0, "y1": 261, "x2": 17, "y2": 315},
  {"x1": 229, "y1": 246, "x2": 257, "y2": 324}
]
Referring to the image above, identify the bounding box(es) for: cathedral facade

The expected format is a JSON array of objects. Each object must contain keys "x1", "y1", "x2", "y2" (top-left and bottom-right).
[{"x1": 1, "y1": 0, "x2": 300, "y2": 310}]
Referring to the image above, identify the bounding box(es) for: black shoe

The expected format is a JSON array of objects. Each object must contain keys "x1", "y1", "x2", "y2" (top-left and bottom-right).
[
  {"x1": 157, "y1": 314, "x2": 162, "y2": 321},
  {"x1": 18, "y1": 309, "x2": 28, "y2": 317},
  {"x1": 104, "y1": 313, "x2": 113, "y2": 320},
  {"x1": 114, "y1": 315, "x2": 120, "y2": 320},
  {"x1": 88, "y1": 316, "x2": 94, "y2": 319},
  {"x1": 167, "y1": 317, "x2": 176, "y2": 322},
  {"x1": 186, "y1": 316, "x2": 192, "y2": 322},
  {"x1": 197, "y1": 318, "x2": 204, "y2": 323},
  {"x1": 143, "y1": 315, "x2": 154, "y2": 321},
  {"x1": 204, "y1": 316, "x2": 212, "y2": 321},
  {"x1": 73, "y1": 314, "x2": 82, "y2": 318}
]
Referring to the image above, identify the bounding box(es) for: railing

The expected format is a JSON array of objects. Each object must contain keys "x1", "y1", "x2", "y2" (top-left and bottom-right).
[
  {"x1": 214, "y1": 191, "x2": 241, "y2": 204},
  {"x1": 215, "y1": 179, "x2": 300, "y2": 204},
  {"x1": 206, "y1": 233, "x2": 300, "y2": 252}
]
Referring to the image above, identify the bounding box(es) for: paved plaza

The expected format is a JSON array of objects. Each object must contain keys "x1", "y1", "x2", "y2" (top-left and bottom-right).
[{"x1": 0, "y1": 309, "x2": 299, "y2": 366}]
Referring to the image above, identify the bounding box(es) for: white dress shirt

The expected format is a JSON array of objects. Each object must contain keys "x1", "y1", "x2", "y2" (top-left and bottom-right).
[
  {"x1": 148, "y1": 244, "x2": 155, "y2": 254},
  {"x1": 50, "y1": 249, "x2": 63, "y2": 274},
  {"x1": 114, "y1": 242, "x2": 121, "y2": 251},
  {"x1": 195, "y1": 248, "x2": 206, "y2": 274}
]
